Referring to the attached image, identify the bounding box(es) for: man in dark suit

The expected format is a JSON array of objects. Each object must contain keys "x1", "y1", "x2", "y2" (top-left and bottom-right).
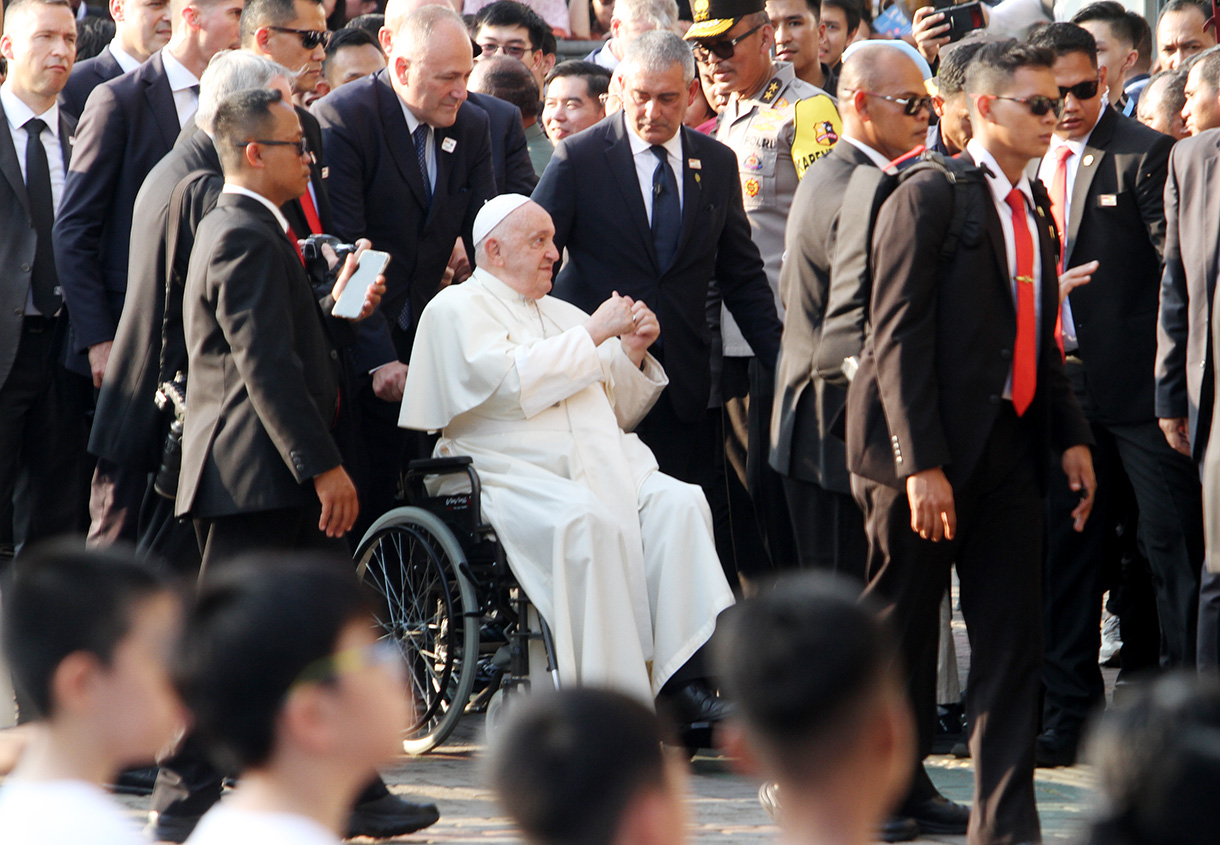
[
  {"x1": 1027, "y1": 23, "x2": 1201, "y2": 768},
  {"x1": 314, "y1": 4, "x2": 496, "y2": 531},
  {"x1": 1156, "y1": 46, "x2": 1220, "y2": 669},
  {"x1": 53, "y1": 0, "x2": 244, "y2": 548},
  {"x1": 58, "y1": 0, "x2": 172, "y2": 117},
  {"x1": 381, "y1": 0, "x2": 537, "y2": 194},
  {"x1": 533, "y1": 29, "x2": 781, "y2": 565},
  {"x1": 845, "y1": 41, "x2": 1095, "y2": 845},
  {"x1": 772, "y1": 44, "x2": 927, "y2": 580},
  {"x1": 0, "y1": 0, "x2": 91, "y2": 557}
]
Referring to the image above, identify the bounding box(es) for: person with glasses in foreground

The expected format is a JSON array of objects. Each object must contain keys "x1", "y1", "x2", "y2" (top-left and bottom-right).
[
  {"x1": 175, "y1": 553, "x2": 410, "y2": 845},
  {"x1": 842, "y1": 38, "x2": 1095, "y2": 845}
]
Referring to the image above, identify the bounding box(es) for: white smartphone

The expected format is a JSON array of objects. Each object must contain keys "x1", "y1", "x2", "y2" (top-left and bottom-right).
[{"x1": 331, "y1": 249, "x2": 391, "y2": 319}]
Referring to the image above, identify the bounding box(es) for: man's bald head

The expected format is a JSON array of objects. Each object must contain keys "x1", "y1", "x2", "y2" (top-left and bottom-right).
[
  {"x1": 390, "y1": 6, "x2": 472, "y2": 127},
  {"x1": 837, "y1": 43, "x2": 930, "y2": 160},
  {"x1": 476, "y1": 200, "x2": 559, "y2": 300},
  {"x1": 380, "y1": 0, "x2": 461, "y2": 55}
]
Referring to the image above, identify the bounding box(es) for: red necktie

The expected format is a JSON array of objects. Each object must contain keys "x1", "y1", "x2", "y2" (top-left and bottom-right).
[
  {"x1": 1049, "y1": 145, "x2": 1074, "y2": 356},
  {"x1": 299, "y1": 188, "x2": 323, "y2": 235},
  {"x1": 1005, "y1": 188, "x2": 1037, "y2": 416},
  {"x1": 286, "y1": 224, "x2": 306, "y2": 267}
]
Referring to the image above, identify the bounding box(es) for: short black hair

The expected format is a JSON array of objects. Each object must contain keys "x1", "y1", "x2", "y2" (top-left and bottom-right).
[
  {"x1": 821, "y1": 0, "x2": 862, "y2": 35},
  {"x1": 474, "y1": 0, "x2": 549, "y2": 52},
  {"x1": 174, "y1": 553, "x2": 376, "y2": 774},
  {"x1": 487, "y1": 688, "x2": 671, "y2": 845},
  {"x1": 1159, "y1": 0, "x2": 1210, "y2": 25},
  {"x1": 472, "y1": 55, "x2": 540, "y2": 119},
  {"x1": 1072, "y1": 1, "x2": 1140, "y2": 49},
  {"x1": 936, "y1": 37, "x2": 990, "y2": 98},
  {"x1": 213, "y1": 87, "x2": 285, "y2": 178},
  {"x1": 1130, "y1": 10, "x2": 1152, "y2": 70},
  {"x1": 1143, "y1": 69, "x2": 1188, "y2": 124},
  {"x1": 965, "y1": 39, "x2": 1056, "y2": 96},
  {"x1": 240, "y1": 0, "x2": 324, "y2": 48},
  {"x1": 1027, "y1": 21, "x2": 1098, "y2": 66},
  {"x1": 343, "y1": 12, "x2": 384, "y2": 36},
  {"x1": 75, "y1": 15, "x2": 115, "y2": 60},
  {"x1": 2, "y1": 542, "x2": 174, "y2": 720},
  {"x1": 325, "y1": 23, "x2": 380, "y2": 61},
  {"x1": 713, "y1": 573, "x2": 899, "y2": 783},
  {"x1": 544, "y1": 59, "x2": 612, "y2": 99},
  {"x1": 1185, "y1": 43, "x2": 1220, "y2": 88}
]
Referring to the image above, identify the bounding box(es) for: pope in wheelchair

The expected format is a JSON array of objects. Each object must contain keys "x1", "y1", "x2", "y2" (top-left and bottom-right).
[{"x1": 398, "y1": 195, "x2": 735, "y2": 723}]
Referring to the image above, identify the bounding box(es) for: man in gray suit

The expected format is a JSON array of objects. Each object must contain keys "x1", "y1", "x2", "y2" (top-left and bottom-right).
[
  {"x1": 0, "y1": 0, "x2": 90, "y2": 557},
  {"x1": 770, "y1": 44, "x2": 928, "y2": 579}
]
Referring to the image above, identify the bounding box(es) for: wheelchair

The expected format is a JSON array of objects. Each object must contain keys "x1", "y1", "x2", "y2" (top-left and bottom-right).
[{"x1": 353, "y1": 456, "x2": 560, "y2": 754}]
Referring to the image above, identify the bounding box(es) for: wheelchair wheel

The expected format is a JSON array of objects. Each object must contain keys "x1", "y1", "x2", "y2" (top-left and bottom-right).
[{"x1": 355, "y1": 507, "x2": 479, "y2": 754}]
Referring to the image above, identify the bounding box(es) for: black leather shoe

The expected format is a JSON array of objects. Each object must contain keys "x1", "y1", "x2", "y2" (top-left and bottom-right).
[
  {"x1": 902, "y1": 794, "x2": 970, "y2": 835},
  {"x1": 662, "y1": 680, "x2": 732, "y2": 726},
  {"x1": 111, "y1": 765, "x2": 159, "y2": 796},
  {"x1": 346, "y1": 792, "x2": 440, "y2": 839},
  {"x1": 878, "y1": 817, "x2": 921, "y2": 842},
  {"x1": 932, "y1": 702, "x2": 965, "y2": 754},
  {"x1": 1035, "y1": 729, "x2": 1079, "y2": 768}
]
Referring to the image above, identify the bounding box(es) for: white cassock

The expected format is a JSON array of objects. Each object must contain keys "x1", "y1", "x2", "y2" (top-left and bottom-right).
[{"x1": 399, "y1": 268, "x2": 734, "y2": 703}]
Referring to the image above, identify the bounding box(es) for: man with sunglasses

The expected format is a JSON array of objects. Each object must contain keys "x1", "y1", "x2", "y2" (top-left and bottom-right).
[
  {"x1": 845, "y1": 39, "x2": 1094, "y2": 845},
  {"x1": 1027, "y1": 22, "x2": 1195, "y2": 770},
  {"x1": 685, "y1": 0, "x2": 839, "y2": 589}
]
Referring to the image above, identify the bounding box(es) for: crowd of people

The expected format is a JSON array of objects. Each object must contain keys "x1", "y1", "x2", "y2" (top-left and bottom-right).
[{"x1": 4, "y1": 0, "x2": 1220, "y2": 840}]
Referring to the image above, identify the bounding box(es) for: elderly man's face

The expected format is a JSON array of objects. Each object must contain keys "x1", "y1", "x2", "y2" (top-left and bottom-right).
[
  {"x1": 490, "y1": 203, "x2": 560, "y2": 299},
  {"x1": 1157, "y1": 7, "x2": 1215, "y2": 71},
  {"x1": 395, "y1": 18, "x2": 472, "y2": 127},
  {"x1": 620, "y1": 59, "x2": 696, "y2": 145},
  {"x1": 1136, "y1": 75, "x2": 1188, "y2": 138},
  {"x1": 1183, "y1": 61, "x2": 1220, "y2": 135}
]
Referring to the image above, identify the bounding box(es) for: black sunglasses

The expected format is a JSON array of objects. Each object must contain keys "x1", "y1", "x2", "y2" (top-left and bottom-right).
[
  {"x1": 845, "y1": 89, "x2": 933, "y2": 116},
  {"x1": 693, "y1": 23, "x2": 764, "y2": 61},
  {"x1": 1058, "y1": 78, "x2": 1100, "y2": 101},
  {"x1": 239, "y1": 138, "x2": 310, "y2": 156},
  {"x1": 990, "y1": 94, "x2": 1064, "y2": 118},
  {"x1": 269, "y1": 25, "x2": 331, "y2": 49}
]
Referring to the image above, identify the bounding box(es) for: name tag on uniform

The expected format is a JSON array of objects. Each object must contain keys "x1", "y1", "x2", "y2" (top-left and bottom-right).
[
  {"x1": 1098, "y1": 194, "x2": 1117, "y2": 207},
  {"x1": 441, "y1": 137, "x2": 457, "y2": 153}
]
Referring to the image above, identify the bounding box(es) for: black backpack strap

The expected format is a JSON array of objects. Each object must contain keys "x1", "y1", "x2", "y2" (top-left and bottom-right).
[{"x1": 156, "y1": 169, "x2": 213, "y2": 389}]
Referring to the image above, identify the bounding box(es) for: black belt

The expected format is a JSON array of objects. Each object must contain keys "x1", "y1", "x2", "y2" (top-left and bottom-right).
[{"x1": 22, "y1": 315, "x2": 56, "y2": 333}]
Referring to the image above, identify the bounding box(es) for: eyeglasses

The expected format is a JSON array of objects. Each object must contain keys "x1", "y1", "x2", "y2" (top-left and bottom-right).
[
  {"x1": 843, "y1": 88, "x2": 933, "y2": 116},
  {"x1": 268, "y1": 25, "x2": 331, "y2": 50},
  {"x1": 291, "y1": 640, "x2": 405, "y2": 690},
  {"x1": 239, "y1": 137, "x2": 310, "y2": 156},
  {"x1": 1058, "y1": 78, "x2": 1100, "y2": 101},
  {"x1": 988, "y1": 94, "x2": 1064, "y2": 117},
  {"x1": 692, "y1": 23, "x2": 764, "y2": 61},
  {"x1": 477, "y1": 41, "x2": 533, "y2": 59}
]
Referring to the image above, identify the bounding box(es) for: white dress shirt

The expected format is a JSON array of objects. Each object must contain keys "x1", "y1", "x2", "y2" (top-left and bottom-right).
[
  {"x1": 968, "y1": 138, "x2": 1043, "y2": 398},
  {"x1": 106, "y1": 39, "x2": 142, "y2": 73},
  {"x1": 1035, "y1": 101, "x2": 1105, "y2": 351},
  {"x1": 222, "y1": 184, "x2": 291, "y2": 234},
  {"x1": 160, "y1": 48, "x2": 200, "y2": 128},
  {"x1": 841, "y1": 134, "x2": 894, "y2": 170},
  {"x1": 625, "y1": 118, "x2": 684, "y2": 222},
  {"x1": 2, "y1": 81, "x2": 66, "y2": 316},
  {"x1": 399, "y1": 101, "x2": 437, "y2": 192}
]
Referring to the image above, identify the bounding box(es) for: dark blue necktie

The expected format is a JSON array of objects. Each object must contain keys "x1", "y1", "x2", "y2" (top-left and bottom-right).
[
  {"x1": 413, "y1": 123, "x2": 432, "y2": 208},
  {"x1": 24, "y1": 118, "x2": 60, "y2": 316},
  {"x1": 650, "y1": 144, "x2": 681, "y2": 271}
]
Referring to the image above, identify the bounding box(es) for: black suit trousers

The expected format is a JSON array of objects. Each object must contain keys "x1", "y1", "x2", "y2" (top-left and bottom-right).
[
  {"x1": 852, "y1": 404, "x2": 1043, "y2": 845},
  {"x1": 1043, "y1": 359, "x2": 1203, "y2": 738}
]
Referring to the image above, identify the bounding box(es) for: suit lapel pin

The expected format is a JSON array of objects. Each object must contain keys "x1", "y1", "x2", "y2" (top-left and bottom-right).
[
  {"x1": 441, "y1": 136, "x2": 457, "y2": 153},
  {"x1": 1082, "y1": 154, "x2": 1094, "y2": 166},
  {"x1": 1036, "y1": 206, "x2": 1046, "y2": 218},
  {"x1": 695, "y1": 173, "x2": 701, "y2": 184},
  {"x1": 688, "y1": 158, "x2": 701, "y2": 169},
  {"x1": 321, "y1": 166, "x2": 329, "y2": 179}
]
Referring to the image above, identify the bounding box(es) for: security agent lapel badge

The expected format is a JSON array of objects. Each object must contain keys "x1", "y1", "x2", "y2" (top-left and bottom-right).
[
  {"x1": 441, "y1": 137, "x2": 457, "y2": 153},
  {"x1": 1082, "y1": 154, "x2": 1094, "y2": 167}
]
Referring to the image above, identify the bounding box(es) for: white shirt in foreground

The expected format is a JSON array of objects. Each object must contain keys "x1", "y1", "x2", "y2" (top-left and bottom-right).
[
  {"x1": 0, "y1": 779, "x2": 144, "y2": 845},
  {"x1": 186, "y1": 804, "x2": 340, "y2": 845}
]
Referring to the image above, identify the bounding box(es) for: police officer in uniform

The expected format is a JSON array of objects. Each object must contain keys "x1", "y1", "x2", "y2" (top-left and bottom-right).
[{"x1": 686, "y1": 0, "x2": 841, "y2": 586}]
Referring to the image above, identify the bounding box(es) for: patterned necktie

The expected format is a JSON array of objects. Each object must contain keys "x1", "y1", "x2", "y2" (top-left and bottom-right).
[
  {"x1": 23, "y1": 118, "x2": 61, "y2": 316},
  {"x1": 413, "y1": 123, "x2": 432, "y2": 208},
  {"x1": 650, "y1": 144, "x2": 681, "y2": 271},
  {"x1": 1005, "y1": 188, "x2": 1037, "y2": 416}
]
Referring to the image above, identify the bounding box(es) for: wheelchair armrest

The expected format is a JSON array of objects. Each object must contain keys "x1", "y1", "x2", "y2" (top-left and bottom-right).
[{"x1": 406, "y1": 456, "x2": 473, "y2": 474}]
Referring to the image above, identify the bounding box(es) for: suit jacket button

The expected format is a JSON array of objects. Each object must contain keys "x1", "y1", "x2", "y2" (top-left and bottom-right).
[
  {"x1": 20, "y1": 263, "x2": 30, "y2": 273},
  {"x1": 1000, "y1": 348, "x2": 1012, "y2": 359},
  {"x1": 990, "y1": 394, "x2": 1001, "y2": 404},
  {"x1": 12, "y1": 308, "x2": 22, "y2": 317},
  {"x1": 330, "y1": 349, "x2": 338, "y2": 360}
]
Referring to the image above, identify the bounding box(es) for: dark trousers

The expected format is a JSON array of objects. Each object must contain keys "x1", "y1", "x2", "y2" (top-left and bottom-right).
[
  {"x1": 721, "y1": 357, "x2": 798, "y2": 579},
  {"x1": 782, "y1": 474, "x2": 868, "y2": 583},
  {"x1": 1043, "y1": 361, "x2": 1203, "y2": 737},
  {"x1": 1199, "y1": 568, "x2": 1220, "y2": 669},
  {"x1": 0, "y1": 318, "x2": 90, "y2": 557},
  {"x1": 853, "y1": 404, "x2": 1042, "y2": 845}
]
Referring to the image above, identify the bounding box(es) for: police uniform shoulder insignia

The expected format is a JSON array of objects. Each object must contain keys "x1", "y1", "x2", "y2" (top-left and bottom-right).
[{"x1": 760, "y1": 78, "x2": 782, "y2": 104}]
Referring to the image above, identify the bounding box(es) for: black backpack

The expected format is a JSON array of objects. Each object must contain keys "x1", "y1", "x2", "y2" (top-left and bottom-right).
[{"x1": 813, "y1": 150, "x2": 992, "y2": 388}]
